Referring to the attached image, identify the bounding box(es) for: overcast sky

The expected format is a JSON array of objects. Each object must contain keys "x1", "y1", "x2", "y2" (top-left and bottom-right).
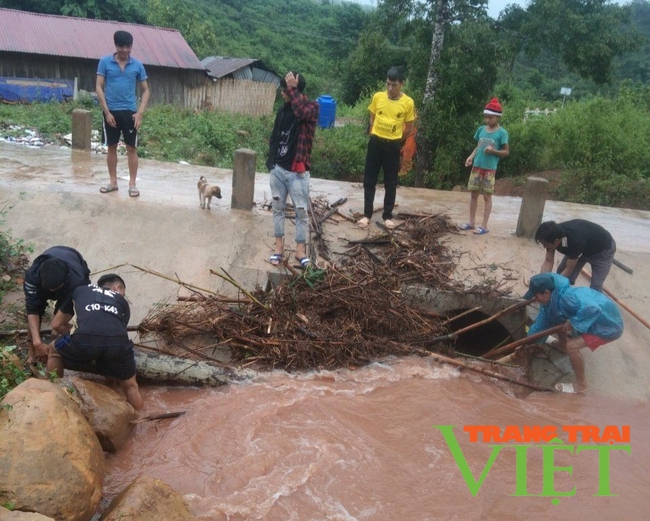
[{"x1": 487, "y1": 0, "x2": 525, "y2": 18}]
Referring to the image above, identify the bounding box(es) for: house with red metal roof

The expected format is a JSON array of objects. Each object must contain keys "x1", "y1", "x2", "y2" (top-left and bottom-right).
[
  {"x1": 0, "y1": 8, "x2": 204, "y2": 107},
  {"x1": 0, "y1": 8, "x2": 281, "y2": 114}
]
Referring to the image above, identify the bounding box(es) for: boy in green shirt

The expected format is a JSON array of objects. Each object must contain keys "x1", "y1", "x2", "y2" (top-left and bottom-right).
[{"x1": 458, "y1": 98, "x2": 509, "y2": 235}]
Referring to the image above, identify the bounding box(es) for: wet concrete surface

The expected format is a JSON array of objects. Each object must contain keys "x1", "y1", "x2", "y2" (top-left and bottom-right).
[{"x1": 1, "y1": 142, "x2": 649, "y2": 401}]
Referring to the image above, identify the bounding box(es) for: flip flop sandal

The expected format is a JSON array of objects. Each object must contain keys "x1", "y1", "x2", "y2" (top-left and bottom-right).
[
  {"x1": 555, "y1": 382, "x2": 580, "y2": 394},
  {"x1": 473, "y1": 227, "x2": 489, "y2": 235},
  {"x1": 100, "y1": 185, "x2": 118, "y2": 193},
  {"x1": 297, "y1": 257, "x2": 311, "y2": 268},
  {"x1": 269, "y1": 253, "x2": 283, "y2": 266},
  {"x1": 457, "y1": 223, "x2": 474, "y2": 231},
  {"x1": 357, "y1": 217, "x2": 370, "y2": 229},
  {"x1": 384, "y1": 219, "x2": 396, "y2": 230},
  {"x1": 128, "y1": 187, "x2": 140, "y2": 197}
]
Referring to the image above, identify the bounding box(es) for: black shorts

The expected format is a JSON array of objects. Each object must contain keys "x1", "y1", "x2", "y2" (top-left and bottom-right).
[
  {"x1": 56, "y1": 333, "x2": 136, "y2": 380},
  {"x1": 103, "y1": 110, "x2": 138, "y2": 147}
]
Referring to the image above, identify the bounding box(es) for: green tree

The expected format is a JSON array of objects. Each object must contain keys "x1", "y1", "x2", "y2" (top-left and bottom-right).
[
  {"x1": 616, "y1": 0, "x2": 650, "y2": 83},
  {"x1": 0, "y1": 0, "x2": 146, "y2": 22},
  {"x1": 61, "y1": 0, "x2": 146, "y2": 22},
  {"x1": 146, "y1": 0, "x2": 218, "y2": 59},
  {"x1": 374, "y1": 0, "x2": 491, "y2": 185},
  {"x1": 340, "y1": 27, "x2": 407, "y2": 105},
  {"x1": 406, "y1": 0, "x2": 640, "y2": 183},
  {"x1": 499, "y1": 0, "x2": 640, "y2": 84}
]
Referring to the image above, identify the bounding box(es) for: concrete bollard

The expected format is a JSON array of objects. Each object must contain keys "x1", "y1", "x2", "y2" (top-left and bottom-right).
[
  {"x1": 231, "y1": 148, "x2": 256, "y2": 210},
  {"x1": 71, "y1": 109, "x2": 92, "y2": 150},
  {"x1": 516, "y1": 176, "x2": 549, "y2": 238}
]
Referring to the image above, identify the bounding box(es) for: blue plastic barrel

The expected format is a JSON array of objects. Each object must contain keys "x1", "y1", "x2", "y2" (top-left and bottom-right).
[{"x1": 316, "y1": 95, "x2": 337, "y2": 129}]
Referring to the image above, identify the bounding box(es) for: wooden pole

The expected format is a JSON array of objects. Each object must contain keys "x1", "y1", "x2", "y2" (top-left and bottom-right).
[
  {"x1": 416, "y1": 349, "x2": 552, "y2": 392},
  {"x1": 581, "y1": 269, "x2": 650, "y2": 330},
  {"x1": 318, "y1": 197, "x2": 348, "y2": 225},
  {"x1": 612, "y1": 258, "x2": 633, "y2": 274},
  {"x1": 418, "y1": 298, "x2": 534, "y2": 347},
  {"x1": 131, "y1": 411, "x2": 186, "y2": 424},
  {"x1": 0, "y1": 325, "x2": 140, "y2": 338},
  {"x1": 441, "y1": 306, "x2": 482, "y2": 326},
  {"x1": 482, "y1": 324, "x2": 565, "y2": 360}
]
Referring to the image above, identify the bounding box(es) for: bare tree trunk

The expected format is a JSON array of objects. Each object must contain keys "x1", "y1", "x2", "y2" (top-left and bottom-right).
[
  {"x1": 134, "y1": 349, "x2": 255, "y2": 386},
  {"x1": 415, "y1": 0, "x2": 448, "y2": 187}
]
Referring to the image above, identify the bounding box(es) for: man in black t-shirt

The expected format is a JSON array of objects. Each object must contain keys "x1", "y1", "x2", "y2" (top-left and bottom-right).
[
  {"x1": 535, "y1": 219, "x2": 616, "y2": 292},
  {"x1": 23, "y1": 246, "x2": 91, "y2": 364},
  {"x1": 48, "y1": 273, "x2": 143, "y2": 409}
]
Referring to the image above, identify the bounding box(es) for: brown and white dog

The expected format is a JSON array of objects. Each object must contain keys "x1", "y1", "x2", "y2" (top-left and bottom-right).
[{"x1": 197, "y1": 176, "x2": 222, "y2": 210}]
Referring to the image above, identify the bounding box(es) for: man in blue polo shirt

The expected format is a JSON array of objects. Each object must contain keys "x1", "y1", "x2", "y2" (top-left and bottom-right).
[{"x1": 96, "y1": 30, "x2": 150, "y2": 197}]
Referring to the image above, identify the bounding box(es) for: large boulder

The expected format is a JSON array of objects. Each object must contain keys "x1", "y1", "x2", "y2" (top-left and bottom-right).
[
  {"x1": 0, "y1": 506, "x2": 55, "y2": 520},
  {"x1": 100, "y1": 476, "x2": 197, "y2": 521},
  {"x1": 0, "y1": 379, "x2": 104, "y2": 521},
  {"x1": 64, "y1": 377, "x2": 138, "y2": 453}
]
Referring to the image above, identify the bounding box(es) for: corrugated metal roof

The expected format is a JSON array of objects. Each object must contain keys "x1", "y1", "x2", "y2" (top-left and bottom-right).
[
  {"x1": 0, "y1": 8, "x2": 204, "y2": 70},
  {"x1": 202, "y1": 56, "x2": 258, "y2": 79},
  {"x1": 252, "y1": 68, "x2": 281, "y2": 87}
]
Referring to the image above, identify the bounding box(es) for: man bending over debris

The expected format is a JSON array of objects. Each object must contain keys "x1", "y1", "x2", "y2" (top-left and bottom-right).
[
  {"x1": 535, "y1": 219, "x2": 616, "y2": 292},
  {"x1": 49, "y1": 274, "x2": 143, "y2": 409},
  {"x1": 23, "y1": 245, "x2": 91, "y2": 365},
  {"x1": 524, "y1": 272, "x2": 623, "y2": 394}
]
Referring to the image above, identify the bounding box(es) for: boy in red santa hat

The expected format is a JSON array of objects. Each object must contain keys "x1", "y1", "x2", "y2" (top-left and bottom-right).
[{"x1": 458, "y1": 98, "x2": 509, "y2": 235}]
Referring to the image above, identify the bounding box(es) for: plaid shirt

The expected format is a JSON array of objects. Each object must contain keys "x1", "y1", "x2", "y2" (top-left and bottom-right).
[{"x1": 268, "y1": 87, "x2": 319, "y2": 172}]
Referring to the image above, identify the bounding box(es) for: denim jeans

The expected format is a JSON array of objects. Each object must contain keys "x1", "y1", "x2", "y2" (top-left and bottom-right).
[{"x1": 270, "y1": 165, "x2": 310, "y2": 244}]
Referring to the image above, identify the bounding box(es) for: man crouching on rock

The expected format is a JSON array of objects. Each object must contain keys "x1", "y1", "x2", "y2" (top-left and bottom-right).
[{"x1": 48, "y1": 274, "x2": 143, "y2": 409}]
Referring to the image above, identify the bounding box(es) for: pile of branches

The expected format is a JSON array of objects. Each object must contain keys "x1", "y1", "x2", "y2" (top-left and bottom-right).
[
  {"x1": 342, "y1": 211, "x2": 462, "y2": 287},
  {"x1": 139, "y1": 212, "x2": 510, "y2": 371}
]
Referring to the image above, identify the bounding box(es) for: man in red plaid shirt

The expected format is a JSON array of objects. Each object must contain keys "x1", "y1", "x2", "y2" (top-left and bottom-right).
[{"x1": 267, "y1": 71, "x2": 319, "y2": 268}]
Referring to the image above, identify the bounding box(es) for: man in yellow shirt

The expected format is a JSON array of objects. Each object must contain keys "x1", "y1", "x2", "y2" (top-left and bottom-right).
[{"x1": 358, "y1": 67, "x2": 415, "y2": 230}]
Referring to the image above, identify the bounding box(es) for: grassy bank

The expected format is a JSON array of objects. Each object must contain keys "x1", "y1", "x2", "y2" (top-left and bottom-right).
[{"x1": 1, "y1": 95, "x2": 649, "y2": 210}]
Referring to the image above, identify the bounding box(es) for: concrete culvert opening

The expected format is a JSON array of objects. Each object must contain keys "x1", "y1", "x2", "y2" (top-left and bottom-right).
[{"x1": 447, "y1": 309, "x2": 513, "y2": 357}]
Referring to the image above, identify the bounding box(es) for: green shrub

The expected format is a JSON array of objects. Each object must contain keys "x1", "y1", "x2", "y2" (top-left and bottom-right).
[
  {"x1": 425, "y1": 110, "x2": 481, "y2": 190},
  {"x1": 557, "y1": 168, "x2": 650, "y2": 208},
  {"x1": 0, "y1": 204, "x2": 31, "y2": 273},
  {"x1": 0, "y1": 101, "x2": 103, "y2": 139},
  {"x1": 0, "y1": 345, "x2": 31, "y2": 400},
  {"x1": 311, "y1": 124, "x2": 367, "y2": 182},
  {"x1": 500, "y1": 116, "x2": 555, "y2": 177},
  {"x1": 547, "y1": 98, "x2": 650, "y2": 177},
  {"x1": 137, "y1": 106, "x2": 273, "y2": 171}
]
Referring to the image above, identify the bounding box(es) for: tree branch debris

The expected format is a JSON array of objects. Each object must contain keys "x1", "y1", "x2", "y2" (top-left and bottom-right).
[{"x1": 139, "y1": 209, "x2": 517, "y2": 377}]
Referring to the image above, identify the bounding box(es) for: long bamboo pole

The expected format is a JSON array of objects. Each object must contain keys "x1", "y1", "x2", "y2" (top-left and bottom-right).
[
  {"x1": 413, "y1": 348, "x2": 552, "y2": 392},
  {"x1": 581, "y1": 268, "x2": 650, "y2": 330},
  {"x1": 482, "y1": 324, "x2": 565, "y2": 360},
  {"x1": 418, "y1": 298, "x2": 535, "y2": 347},
  {"x1": 0, "y1": 325, "x2": 140, "y2": 338}
]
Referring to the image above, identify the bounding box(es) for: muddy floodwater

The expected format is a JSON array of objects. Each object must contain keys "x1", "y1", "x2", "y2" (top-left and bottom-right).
[{"x1": 103, "y1": 359, "x2": 647, "y2": 520}]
